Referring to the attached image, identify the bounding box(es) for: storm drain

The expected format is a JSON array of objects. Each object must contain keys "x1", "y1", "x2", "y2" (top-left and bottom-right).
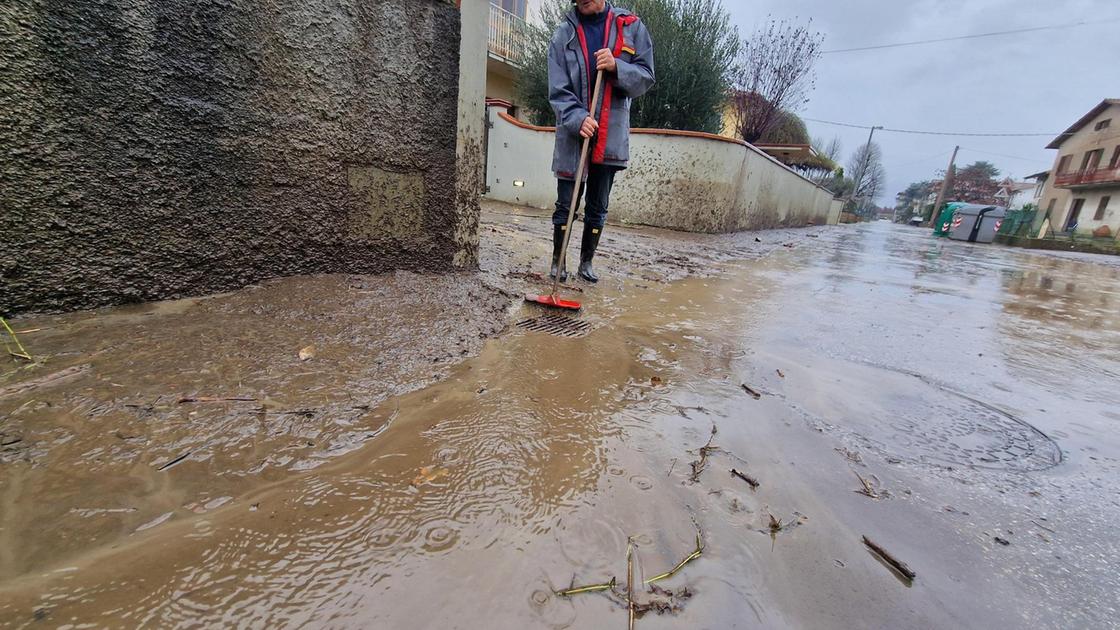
[{"x1": 516, "y1": 314, "x2": 594, "y2": 338}]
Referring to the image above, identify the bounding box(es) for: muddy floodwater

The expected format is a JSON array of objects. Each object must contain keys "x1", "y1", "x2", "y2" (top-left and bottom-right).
[{"x1": 2, "y1": 214, "x2": 1119, "y2": 628}]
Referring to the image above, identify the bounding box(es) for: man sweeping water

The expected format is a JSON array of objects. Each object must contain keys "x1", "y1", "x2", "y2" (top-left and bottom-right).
[{"x1": 547, "y1": 0, "x2": 655, "y2": 283}]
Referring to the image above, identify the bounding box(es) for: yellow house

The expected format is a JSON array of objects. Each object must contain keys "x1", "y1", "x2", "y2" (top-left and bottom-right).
[
  {"x1": 486, "y1": 0, "x2": 528, "y2": 107},
  {"x1": 1034, "y1": 99, "x2": 1120, "y2": 237}
]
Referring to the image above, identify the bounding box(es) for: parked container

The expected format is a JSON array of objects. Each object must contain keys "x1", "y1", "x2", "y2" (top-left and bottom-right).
[{"x1": 947, "y1": 204, "x2": 1007, "y2": 243}]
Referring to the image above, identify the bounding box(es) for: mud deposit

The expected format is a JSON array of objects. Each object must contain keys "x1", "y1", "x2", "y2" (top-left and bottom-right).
[
  {"x1": 0, "y1": 272, "x2": 508, "y2": 581},
  {"x1": 2, "y1": 217, "x2": 1119, "y2": 629}
]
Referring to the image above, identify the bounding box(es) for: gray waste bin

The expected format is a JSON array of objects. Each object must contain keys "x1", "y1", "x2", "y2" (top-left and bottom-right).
[{"x1": 947, "y1": 204, "x2": 1007, "y2": 243}]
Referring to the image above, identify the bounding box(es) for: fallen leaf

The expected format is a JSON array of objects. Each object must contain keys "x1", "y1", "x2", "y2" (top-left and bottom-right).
[
  {"x1": 651, "y1": 376, "x2": 663, "y2": 386},
  {"x1": 411, "y1": 466, "x2": 448, "y2": 487},
  {"x1": 776, "y1": 369, "x2": 785, "y2": 378},
  {"x1": 298, "y1": 345, "x2": 317, "y2": 361}
]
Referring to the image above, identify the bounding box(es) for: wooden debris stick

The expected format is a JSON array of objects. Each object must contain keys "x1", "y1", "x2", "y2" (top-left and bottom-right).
[
  {"x1": 627, "y1": 539, "x2": 635, "y2": 630},
  {"x1": 862, "y1": 536, "x2": 916, "y2": 581},
  {"x1": 555, "y1": 577, "x2": 616, "y2": 597},
  {"x1": 740, "y1": 384, "x2": 762, "y2": 399},
  {"x1": 854, "y1": 471, "x2": 879, "y2": 498},
  {"x1": 730, "y1": 468, "x2": 760, "y2": 489},
  {"x1": 689, "y1": 425, "x2": 718, "y2": 482},
  {"x1": 768, "y1": 513, "x2": 783, "y2": 533},
  {"x1": 1031, "y1": 519, "x2": 1056, "y2": 534},
  {"x1": 644, "y1": 530, "x2": 704, "y2": 585},
  {"x1": 156, "y1": 451, "x2": 192, "y2": 471}
]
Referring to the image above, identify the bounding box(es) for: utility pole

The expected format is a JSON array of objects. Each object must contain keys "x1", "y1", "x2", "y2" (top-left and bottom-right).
[
  {"x1": 928, "y1": 146, "x2": 959, "y2": 229},
  {"x1": 846, "y1": 126, "x2": 882, "y2": 221}
]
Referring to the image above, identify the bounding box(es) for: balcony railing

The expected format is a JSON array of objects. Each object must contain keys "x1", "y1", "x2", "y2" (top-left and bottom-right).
[
  {"x1": 488, "y1": 4, "x2": 527, "y2": 66},
  {"x1": 1054, "y1": 165, "x2": 1120, "y2": 188}
]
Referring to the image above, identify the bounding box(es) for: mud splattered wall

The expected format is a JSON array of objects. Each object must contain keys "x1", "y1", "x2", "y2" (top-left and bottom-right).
[{"x1": 0, "y1": 0, "x2": 469, "y2": 315}]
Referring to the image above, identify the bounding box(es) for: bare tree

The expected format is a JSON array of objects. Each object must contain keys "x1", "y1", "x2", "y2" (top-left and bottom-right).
[
  {"x1": 730, "y1": 18, "x2": 824, "y2": 144},
  {"x1": 846, "y1": 142, "x2": 886, "y2": 215}
]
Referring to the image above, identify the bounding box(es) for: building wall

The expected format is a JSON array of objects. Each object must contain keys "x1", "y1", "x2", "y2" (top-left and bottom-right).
[
  {"x1": 0, "y1": 0, "x2": 469, "y2": 316},
  {"x1": 1034, "y1": 103, "x2": 1120, "y2": 236},
  {"x1": 485, "y1": 108, "x2": 841, "y2": 231},
  {"x1": 454, "y1": 0, "x2": 490, "y2": 268},
  {"x1": 485, "y1": 60, "x2": 518, "y2": 104},
  {"x1": 1, "y1": 0, "x2": 472, "y2": 313}
]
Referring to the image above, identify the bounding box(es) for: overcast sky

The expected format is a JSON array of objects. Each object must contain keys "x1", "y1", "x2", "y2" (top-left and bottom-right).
[{"x1": 528, "y1": 0, "x2": 1120, "y2": 204}]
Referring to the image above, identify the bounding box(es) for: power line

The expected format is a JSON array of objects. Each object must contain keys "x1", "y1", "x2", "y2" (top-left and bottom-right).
[
  {"x1": 958, "y1": 146, "x2": 1052, "y2": 164},
  {"x1": 892, "y1": 149, "x2": 954, "y2": 169},
  {"x1": 804, "y1": 117, "x2": 1064, "y2": 138},
  {"x1": 821, "y1": 18, "x2": 1120, "y2": 54}
]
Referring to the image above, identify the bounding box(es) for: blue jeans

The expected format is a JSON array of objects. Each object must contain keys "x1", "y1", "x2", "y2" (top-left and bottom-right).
[{"x1": 552, "y1": 165, "x2": 619, "y2": 229}]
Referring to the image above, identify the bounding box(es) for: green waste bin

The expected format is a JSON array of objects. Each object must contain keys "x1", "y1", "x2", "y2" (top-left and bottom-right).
[{"x1": 932, "y1": 202, "x2": 966, "y2": 237}]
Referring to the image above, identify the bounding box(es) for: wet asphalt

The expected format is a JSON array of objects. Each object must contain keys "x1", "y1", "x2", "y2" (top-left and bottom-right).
[{"x1": 1, "y1": 218, "x2": 1118, "y2": 628}]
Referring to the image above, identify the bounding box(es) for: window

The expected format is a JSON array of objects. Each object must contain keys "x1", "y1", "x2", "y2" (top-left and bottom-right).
[
  {"x1": 1046, "y1": 198, "x2": 1057, "y2": 214},
  {"x1": 1057, "y1": 155, "x2": 1072, "y2": 174},
  {"x1": 492, "y1": 0, "x2": 527, "y2": 17},
  {"x1": 1111, "y1": 146, "x2": 1120, "y2": 169},
  {"x1": 1095, "y1": 196, "x2": 1111, "y2": 221},
  {"x1": 1095, "y1": 119, "x2": 1112, "y2": 131},
  {"x1": 1081, "y1": 149, "x2": 1104, "y2": 171}
]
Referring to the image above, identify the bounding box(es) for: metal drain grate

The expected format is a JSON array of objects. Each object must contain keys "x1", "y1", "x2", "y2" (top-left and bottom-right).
[{"x1": 516, "y1": 314, "x2": 594, "y2": 338}]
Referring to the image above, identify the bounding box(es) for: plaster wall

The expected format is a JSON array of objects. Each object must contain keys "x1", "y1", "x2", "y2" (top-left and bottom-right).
[
  {"x1": 484, "y1": 108, "x2": 841, "y2": 232},
  {"x1": 1, "y1": 0, "x2": 469, "y2": 315}
]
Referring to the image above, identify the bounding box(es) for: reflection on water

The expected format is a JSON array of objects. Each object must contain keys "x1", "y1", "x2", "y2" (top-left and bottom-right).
[{"x1": 999, "y1": 258, "x2": 1120, "y2": 400}]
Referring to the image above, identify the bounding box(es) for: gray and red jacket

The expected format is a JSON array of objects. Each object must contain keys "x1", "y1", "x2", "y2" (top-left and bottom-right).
[{"x1": 547, "y1": 4, "x2": 655, "y2": 179}]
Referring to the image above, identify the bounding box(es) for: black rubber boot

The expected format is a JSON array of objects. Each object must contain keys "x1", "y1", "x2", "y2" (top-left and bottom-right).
[
  {"x1": 549, "y1": 224, "x2": 568, "y2": 282},
  {"x1": 578, "y1": 224, "x2": 603, "y2": 283}
]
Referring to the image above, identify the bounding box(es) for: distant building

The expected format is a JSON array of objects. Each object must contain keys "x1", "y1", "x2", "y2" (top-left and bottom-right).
[
  {"x1": 994, "y1": 178, "x2": 1040, "y2": 211},
  {"x1": 486, "y1": 0, "x2": 529, "y2": 109},
  {"x1": 1033, "y1": 99, "x2": 1120, "y2": 237}
]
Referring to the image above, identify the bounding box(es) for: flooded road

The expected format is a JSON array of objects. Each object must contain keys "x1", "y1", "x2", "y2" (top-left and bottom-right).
[{"x1": 2, "y1": 219, "x2": 1119, "y2": 628}]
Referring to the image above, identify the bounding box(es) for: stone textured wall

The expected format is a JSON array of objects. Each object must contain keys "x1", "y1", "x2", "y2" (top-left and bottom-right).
[
  {"x1": 1, "y1": 0, "x2": 467, "y2": 315},
  {"x1": 484, "y1": 109, "x2": 842, "y2": 233}
]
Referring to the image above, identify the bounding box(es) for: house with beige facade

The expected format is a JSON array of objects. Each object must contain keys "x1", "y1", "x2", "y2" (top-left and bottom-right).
[
  {"x1": 1033, "y1": 99, "x2": 1120, "y2": 237},
  {"x1": 485, "y1": 0, "x2": 529, "y2": 109}
]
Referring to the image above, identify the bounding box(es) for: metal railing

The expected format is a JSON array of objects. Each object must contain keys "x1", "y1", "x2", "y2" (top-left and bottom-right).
[
  {"x1": 488, "y1": 4, "x2": 527, "y2": 66},
  {"x1": 1054, "y1": 165, "x2": 1120, "y2": 188}
]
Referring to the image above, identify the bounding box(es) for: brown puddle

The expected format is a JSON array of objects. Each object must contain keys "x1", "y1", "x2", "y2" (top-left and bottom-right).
[{"x1": 2, "y1": 221, "x2": 1120, "y2": 628}]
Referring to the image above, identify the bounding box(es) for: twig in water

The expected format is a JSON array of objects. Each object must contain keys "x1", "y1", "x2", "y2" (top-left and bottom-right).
[
  {"x1": 1, "y1": 318, "x2": 33, "y2": 361},
  {"x1": 627, "y1": 538, "x2": 635, "y2": 630},
  {"x1": 644, "y1": 529, "x2": 704, "y2": 585},
  {"x1": 156, "y1": 451, "x2": 192, "y2": 471},
  {"x1": 740, "y1": 383, "x2": 761, "y2": 399},
  {"x1": 768, "y1": 513, "x2": 783, "y2": 533},
  {"x1": 1031, "y1": 519, "x2": 1056, "y2": 534},
  {"x1": 688, "y1": 424, "x2": 718, "y2": 483},
  {"x1": 854, "y1": 471, "x2": 879, "y2": 498},
  {"x1": 667, "y1": 458, "x2": 677, "y2": 477},
  {"x1": 177, "y1": 396, "x2": 257, "y2": 404},
  {"x1": 862, "y1": 536, "x2": 916, "y2": 581},
  {"x1": 731, "y1": 468, "x2": 760, "y2": 489},
  {"x1": 555, "y1": 577, "x2": 616, "y2": 597}
]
